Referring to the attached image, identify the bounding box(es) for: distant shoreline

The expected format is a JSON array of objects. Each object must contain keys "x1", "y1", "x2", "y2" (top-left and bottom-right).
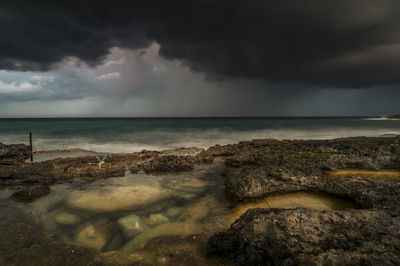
[{"x1": 386, "y1": 114, "x2": 400, "y2": 120}]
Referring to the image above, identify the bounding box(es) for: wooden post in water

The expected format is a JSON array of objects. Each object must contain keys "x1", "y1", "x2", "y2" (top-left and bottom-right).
[{"x1": 29, "y1": 132, "x2": 33, "y2": 162}]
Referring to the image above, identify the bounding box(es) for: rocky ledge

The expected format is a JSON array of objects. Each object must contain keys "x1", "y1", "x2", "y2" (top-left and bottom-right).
[
  {"x1": 386, "y1": 114, "x2": 400, "y2": 119},
  {"x1": 0, "y1": 149, "x2": 199, "y2": 187},
  {"x1": 2, "y1": 137, "x2": 400, "y2": 265},
  {"x1": 10, "y1": 184, "x2": 51, "y2": 203},
  {"x1": 0, "y1": 143, "x2": 31, "y2": 165},
  {"x1": 204, "y1": 136, "x2": 400, "y2": 265}
]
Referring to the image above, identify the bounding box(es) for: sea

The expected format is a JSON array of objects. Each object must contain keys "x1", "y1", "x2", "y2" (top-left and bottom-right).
[{"x1": 0, "y1": 117, "x2": 399, "y2": 153}]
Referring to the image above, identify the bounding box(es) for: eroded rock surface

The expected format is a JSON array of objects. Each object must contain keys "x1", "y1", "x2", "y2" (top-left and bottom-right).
[
  {"x1": 65, "y1": 184, "x2": 172, "y2": 212},
  {"x1": 0, "y1": 143, "x2": 30, "y2": 165},
  {"x1": 10, "y1": 184, "x2": 51, "y2": 202},
  {"x1": 207, "y1": 208, "x2": 400, "y2": 265},
  {"x1": 205, "y1": 136, "x2": 400, "y2": 265},
  {"x1": 0, "y1": 200, "x2": 102, "y2": 266},
  {"x1": 0, "y1": 151, "x2": 198, "y2": 187}
]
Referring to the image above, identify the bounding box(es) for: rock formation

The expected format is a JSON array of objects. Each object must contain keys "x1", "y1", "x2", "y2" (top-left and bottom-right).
[
  {"x1": 0, "y1": 143, "x2": 30, "y2": 165},
  {"x1": 205, "y1": 136, "x2": 400, "y2": 265}
]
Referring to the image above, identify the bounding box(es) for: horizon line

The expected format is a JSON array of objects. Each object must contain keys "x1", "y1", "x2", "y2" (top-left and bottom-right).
[{"x1": 0, "y1": 115, "x2": 384, "y2": 119}]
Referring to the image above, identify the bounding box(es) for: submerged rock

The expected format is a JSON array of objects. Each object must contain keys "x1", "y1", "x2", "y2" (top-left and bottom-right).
[
  {"x1": 105, "y1": 234, "x2": 123, "y2": 251},
  {"x1": 166, "y1": 207, "x2": 184, "y2": 218},
  {"x1": 147, "y1": 213, "x2": 169, "y2": 225},
  {"x1": 103, "y1": 234, "x2": 210, "y2": 265},
  {"x1": 118, "y1": 214, "x2": 148, "y2": 238},
  {"x1": 0, "y1": 200, "x2": 102, "y2": 266},
  {"x1": 74, "y1": 224, "x2": 109, "y2": 250},
  {"x1": 10, "y1": 184, "x2": 51, "y2": 203},
  {"x1": 121, "y1": 222, "x2": 202, "y2": 253},
  {"x1": 65, "y1": 185, "x2": 172, "y2": 212},
  {"x1": 53, "y1": 212, "x2": 81, "y2": 225}
]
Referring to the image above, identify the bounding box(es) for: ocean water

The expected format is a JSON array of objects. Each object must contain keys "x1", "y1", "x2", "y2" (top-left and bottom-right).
[{"x1": 0, "y1": 117, "x2": 399, "y2": 153}]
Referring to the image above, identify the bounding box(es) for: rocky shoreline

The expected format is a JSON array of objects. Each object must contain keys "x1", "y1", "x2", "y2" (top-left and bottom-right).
[
  {"x1": 386, "y1": 114, "x2": 400, "y2": 119},
  {"x1": 1, "y1": 136, "x2": 400, "y2": 265},
  {"x1": 202, "y1": 136, "x2": 400, "y2": 265}
]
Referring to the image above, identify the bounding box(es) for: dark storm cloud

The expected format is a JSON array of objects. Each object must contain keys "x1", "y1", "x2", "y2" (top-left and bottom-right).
[{"x1": 1, "y1": 0, "x2": 400, "y2": 88}]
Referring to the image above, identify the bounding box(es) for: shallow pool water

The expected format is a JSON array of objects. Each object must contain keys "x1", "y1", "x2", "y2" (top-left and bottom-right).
[
  {"x1": 325, "y1": 169, "x2": 400, "y2": 180},
  {"x1": 0, "y1": 162, "x2": 360, "y2": 264}
]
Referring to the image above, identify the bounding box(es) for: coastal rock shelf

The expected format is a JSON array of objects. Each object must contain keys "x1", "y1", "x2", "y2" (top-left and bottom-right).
[
  {"x1": 203, "y1": 136, "x2": 400, "y2": 265},
  {"x1": 0, "y1": 143, "x2": 31, "y2": 165},
  {"x1": 208, "y1": 208, "x2": 400, "y2": 265},
  {"x1": 0, "y1": 136, "x2": 400, "y2": 265},
  {"x1": 0, "y1": 150, "x2": 198, "y2": 187}
]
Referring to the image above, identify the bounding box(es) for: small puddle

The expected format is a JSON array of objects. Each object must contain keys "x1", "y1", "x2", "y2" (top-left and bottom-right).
[
  {"x1": 325, "y1": 169, "x2": 400, "y2": 180},
  {"x1": 0, "y1": 163, "x2": 360, "y2": 264},
  {"x1": 229, "y1": 192, "x2": 359, "y2": 224}
]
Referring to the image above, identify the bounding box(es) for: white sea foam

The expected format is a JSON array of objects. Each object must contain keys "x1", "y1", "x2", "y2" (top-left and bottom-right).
[
  {"x1": 2, "y1": 126, "x2": 399, "y2": 153},
  {"x1": 364, "y1": 117, "x2": 400, "y2": 121}
]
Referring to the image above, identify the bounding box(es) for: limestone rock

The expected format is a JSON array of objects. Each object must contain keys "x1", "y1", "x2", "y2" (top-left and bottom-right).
[
  {"x1": 65, "y1": 185, "x2": 172, "y2": 212},
  {"x1": 148, "y1": 213, "x2": 169, "y2": 225},
  {"x1": 54, "y1": 212, "x2": 81, "y2": 225},
  {"x1": 118, "y1": 214, "x2": 148, "y2": 238},
  {"x1": 10, "y1": 184, "x2": 50, "y2": 203},
  {"x1": 74, "y1": 224, "x2": 108, "y2": 250},
  {"x1": 207, "y1": 208, "x2": 400, "y2": 265},
  {"x1": 166, "y1": 207, "x2": 184, "y2": 218},
  {"x1": 203, "y1": 136, "x2": 400, "y2": 265},
  {"x1": 121, "y1": 222, "x2": 201, "y2": 253},
  {"x1": 0, "y1": 143, "x2": 30, "y2": 165}
]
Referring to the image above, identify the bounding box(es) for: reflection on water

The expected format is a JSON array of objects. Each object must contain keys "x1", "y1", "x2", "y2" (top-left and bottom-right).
[
  {"x1": 325, "y1": 169, "x2": 400, "y2": 180},
  {"x1": 0, "y1": 162, "x2": 360, "y2": 264},
  {"x1": 230, "y1": 192, "x2": 359, "y2": 223},
  {"x1": 27, "y1": 163, "x2": 231, "y2": 253}
]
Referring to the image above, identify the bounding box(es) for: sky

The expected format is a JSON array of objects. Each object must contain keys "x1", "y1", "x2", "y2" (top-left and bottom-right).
[{"x1": 0, "y1": 0, "x2": 400, "y2": 117}]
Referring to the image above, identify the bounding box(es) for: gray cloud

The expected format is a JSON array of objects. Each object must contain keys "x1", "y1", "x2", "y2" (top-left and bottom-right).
[{"x1": 1, "y1": 1, "x2": 400, "y2": 88}]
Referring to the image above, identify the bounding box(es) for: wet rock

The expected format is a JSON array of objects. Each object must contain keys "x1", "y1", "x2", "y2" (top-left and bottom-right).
[
  {"x1": 121, "y1": 222, "x2": 202, "y2": 253},
  {"x1": 162, "y1": 147, "x2": 205, "y2": 156},
  {"x1": 118, "y1": 214, "x2": 148, "y2": 238},
  {"x1": 386, "y1": 114, "x2": 400, "y2": 119},
  {"x1": 178, "y1": 195, "x2": 213, "y2": 222},
  {"x1": 53, "y1": 211, "x2": 81, "y2": 225},
  {"x1": 74, "y1": 224, "x2": 109, "y2": 250},
  {"x1": 65, "y1": 185, "x2": 172, "y2": 213},
  {"x1": 166, "y1": 207, "x2": 184, "y2": 218},
  {"x1": 10, "y1": 184, "x2": 50, "y2": 203},
  {"x1": 0, "y1": 200, "x2": 102, "y2": 266},
  {"x1": 172, "y1": 192, "x2": 198, "y2": 202},
  {"x1": 204, "y1": 136, "x2": 400, "y2": 265},
  {"x1": 0, "y1": 143, "x2": 31, "y2": 165},
  {"x1": 148, "y1": 213, "x2": 169, "y2": 225},
  {"x1": 139, "y1": 155, "x2": 196, "y2": 173},
  {"x1": 111, "y1": 235, "x2": 209, "y2": 265},
  {"x1": 105, "y1": 234, "x2": 123, "y2": 251},
  {"x1": 207, "y1": 208, "x2": 400, "y2": 265},
  {"x1": 0, "y1": 151, "x2": 198, "y2": 186}
]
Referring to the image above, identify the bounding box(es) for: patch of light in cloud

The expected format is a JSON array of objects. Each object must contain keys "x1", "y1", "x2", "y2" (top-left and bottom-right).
[
  {"x1": 96, "y1": 72, "x2": 123, "y2": 80},
  {"x1": 0, "y1": 80, "x2": 40, "y2": 94},
  {"x1": 103, "y1": 58, "x2": 126, "y2": 67},
  {"x1": 31, "y1": 75, "x2": 54, "y2": 82}
]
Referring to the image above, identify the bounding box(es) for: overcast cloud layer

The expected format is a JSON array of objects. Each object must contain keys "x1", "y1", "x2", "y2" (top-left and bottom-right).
[
  {"x1": 0, "y1": 1, "x2": 399, "y2": 117},
  {"x1": 1, "y1": 0, "x2": 400, "y2": 87}
]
